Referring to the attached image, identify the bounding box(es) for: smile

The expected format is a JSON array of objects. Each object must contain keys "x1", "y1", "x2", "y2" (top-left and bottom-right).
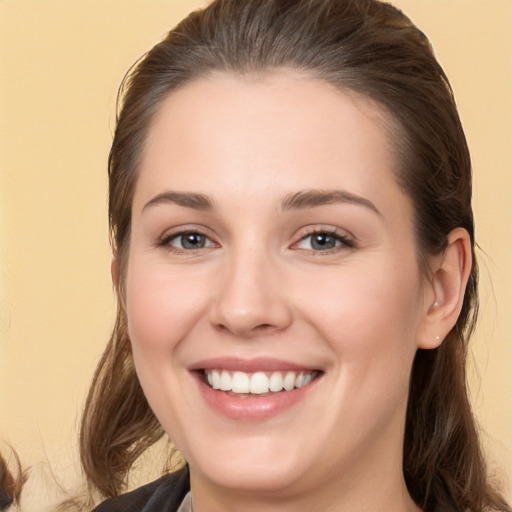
[
  {"x1": 204, "y1": 369, "x2": 317, "y2": 394},
  {"x1": 192, "y1": 361, "x2": 323, "y2": 420}
]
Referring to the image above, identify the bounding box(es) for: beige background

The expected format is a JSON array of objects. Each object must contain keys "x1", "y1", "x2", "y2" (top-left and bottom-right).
[{"x1": 0, "y1": 0, "x2": 511, "y2": 507}]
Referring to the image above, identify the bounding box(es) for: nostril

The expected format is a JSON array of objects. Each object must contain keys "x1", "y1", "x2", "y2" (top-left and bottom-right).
[
  {"x1": 213, "y1": 321, "x2": 282, "y2": 337},
  {"x1": 214, "y1": 323, "x2": 230, "y2": 333}
]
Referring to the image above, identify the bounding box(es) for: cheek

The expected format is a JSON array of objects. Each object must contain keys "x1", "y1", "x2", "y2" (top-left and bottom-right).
[
  {"x1": 298, "y1": 258, "x2": 423, "y2": 393},
  {"x1": 301, "y1": 259, "x2": 422, "y2": 340},
  {"x1": 123, "y1": 257, "x2": 212, "y2": 431},
  {"x1": 334, "y1": 271, "x2": 421, "y2": 420},
  {"x1": 125, "y1": 256, "x2": 210, "y2": 356}
]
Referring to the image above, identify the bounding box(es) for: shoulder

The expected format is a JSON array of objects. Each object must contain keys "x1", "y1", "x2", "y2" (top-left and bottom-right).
[{"x1": 92, "y1": 466, "x2": 190, "y2": 512}]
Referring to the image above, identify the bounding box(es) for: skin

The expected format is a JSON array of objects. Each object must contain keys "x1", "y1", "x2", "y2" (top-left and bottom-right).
[{"x1": 121, "y1": 71, "x2": 471, "y2": 512}]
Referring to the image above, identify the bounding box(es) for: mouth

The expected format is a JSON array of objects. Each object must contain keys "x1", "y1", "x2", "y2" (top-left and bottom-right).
[
  {"x1": 201, "y1": 369, "x2": 319, "y2": 396},
  {"x1": 190, "y1": 358, "x2": 323, "y2": 420}
]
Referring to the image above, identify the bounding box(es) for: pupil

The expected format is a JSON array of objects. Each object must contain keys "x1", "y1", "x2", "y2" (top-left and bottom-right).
[
  {"x1": 312, "y1": 234, "x2": 335, "y2": 250},
  {"x1": 182, "y1": 233, "x2": 205, "y2": 249}
]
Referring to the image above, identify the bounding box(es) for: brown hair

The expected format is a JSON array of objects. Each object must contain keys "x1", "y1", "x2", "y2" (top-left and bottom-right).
[
  {"x1": 80, "y1": 0, "x2": 511, "y2": 510},
  {"x1": 0, "y1": 448, "x2": 25, "y2": 509}
]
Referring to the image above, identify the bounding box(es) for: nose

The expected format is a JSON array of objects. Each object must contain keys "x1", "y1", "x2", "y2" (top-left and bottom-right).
[{"x1": 208, "y1": 249, "x2": 293, "y2": 337}]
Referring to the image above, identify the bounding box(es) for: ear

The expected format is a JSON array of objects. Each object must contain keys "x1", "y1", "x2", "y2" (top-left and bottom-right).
[{"x1": 417, "y1": 227, "x2": 472, "y2": 349}]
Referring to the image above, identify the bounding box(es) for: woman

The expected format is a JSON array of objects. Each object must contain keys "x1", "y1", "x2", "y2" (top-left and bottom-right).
[{"x1": 80, "y1": 0, "x2": 511, "y2": 510}]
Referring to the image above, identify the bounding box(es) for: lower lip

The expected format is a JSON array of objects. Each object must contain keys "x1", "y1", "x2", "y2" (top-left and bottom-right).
[{"x1": 193, "y1": 373, "x2": 319, "y2": 421}]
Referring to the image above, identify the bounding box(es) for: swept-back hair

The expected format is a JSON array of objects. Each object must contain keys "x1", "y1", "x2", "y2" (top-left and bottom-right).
[{"x1": 80, "y1": 1, "x2": 510, "y2": 510}]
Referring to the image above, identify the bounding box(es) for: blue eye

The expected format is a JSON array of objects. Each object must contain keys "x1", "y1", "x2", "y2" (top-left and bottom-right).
[
  {"x1": 166, "y1": 231, "x2": 215, "y2": 250},
  {"x1": 295, "y1": 231, "x2": 353, "y2": 251}
]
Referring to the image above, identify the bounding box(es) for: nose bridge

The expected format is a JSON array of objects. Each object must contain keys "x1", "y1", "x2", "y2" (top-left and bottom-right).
[{"x1": 209, "y1": 239, "x2": 292, "y2": 336}]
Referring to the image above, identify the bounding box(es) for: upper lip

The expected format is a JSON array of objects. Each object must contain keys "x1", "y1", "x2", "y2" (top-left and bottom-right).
[{"x1": 189, "y1": 357, "x2": 319, "y2": 373}]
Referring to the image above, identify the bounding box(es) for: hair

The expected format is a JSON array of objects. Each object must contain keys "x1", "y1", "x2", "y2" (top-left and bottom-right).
[
  {"x1": 80, "y1": 0, "x2": 510, "y2": 510},
  {"x1": 0, "y1": 448, "x2": 25, "y2": 510}
]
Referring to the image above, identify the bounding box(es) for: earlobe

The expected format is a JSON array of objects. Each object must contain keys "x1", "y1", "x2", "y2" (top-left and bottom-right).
[{"x1": 418, "y1": 227, "x2": 472, "y2": 349}]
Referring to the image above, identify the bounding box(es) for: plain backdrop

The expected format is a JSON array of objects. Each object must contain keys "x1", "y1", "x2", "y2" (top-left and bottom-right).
[{"x1": 1, "y1": 0, "x2": 511, "y2": 506}]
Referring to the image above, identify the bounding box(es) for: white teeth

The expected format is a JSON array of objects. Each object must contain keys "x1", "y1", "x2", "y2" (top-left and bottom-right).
[
  {"x1": 220, "y1": 370, "x2": 231, "y2": 391},
  {"x1": 205, "y1": 369, "x2": 316, "y2": 394},
  {"x1": 283, "y1": 371, "x2": 296, "y2": 391},
  {"x1": 250, "y1": 372, "x2": 268, "y2": 394},
  {"x1": 269, "y1": 372, "x2": 284, "y2": 392},
  {"x1": 232, "y1": 371, "x2": 250, "y2": 393},
  {"x1": 211, "y1": 370, "x2": 221, "y2": 389}
]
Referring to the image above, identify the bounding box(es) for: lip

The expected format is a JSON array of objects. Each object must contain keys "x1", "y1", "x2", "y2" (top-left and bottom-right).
[
  {"x1": 189, "y1": 356, "x2": 318, "y2": 373},
  {"x1": 190, "y1": 357, "x2": 322, "y2": 421}
]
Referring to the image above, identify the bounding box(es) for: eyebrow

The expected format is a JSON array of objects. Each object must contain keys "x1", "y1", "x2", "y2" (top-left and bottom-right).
[
  {"x1": 281, "y1": 189, "x2": 381, "y2": 215},
  {"x1": 142, "y1": 188, "x2": 380, "y2": 215},
  {"x1": 142, "y1": 191, "x2": 214, "y2": 212}
]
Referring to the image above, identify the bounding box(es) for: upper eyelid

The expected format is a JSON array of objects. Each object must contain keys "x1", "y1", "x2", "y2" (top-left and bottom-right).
[
  {"x1": 168, "y1": 231, "x2": 213, "y2": 243},
  {"x1": 158, "y1": 224, "x2": 216, "y2": 241},
  {"x1": 292, "y1": 225, "x2": 355, "y2": 241}
]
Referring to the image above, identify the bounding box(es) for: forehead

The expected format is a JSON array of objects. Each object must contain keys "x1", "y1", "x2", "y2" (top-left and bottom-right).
[{"x1": 134, "y1": 71, "x2": 407, "y2": 216}]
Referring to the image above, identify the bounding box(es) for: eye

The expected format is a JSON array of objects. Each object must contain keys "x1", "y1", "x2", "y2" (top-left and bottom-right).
[
  {"x1": 163, "y1": 231, "x2": 216, "y2": 251},
  {"x1": 293, "y1": 230, "x2": 354, "y2": 252}
]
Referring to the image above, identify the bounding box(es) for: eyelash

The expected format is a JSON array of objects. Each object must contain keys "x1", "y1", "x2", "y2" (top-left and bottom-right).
[
  {"x1": 291, "y1": 228, "x2": 355, "y2": 253},
  {"x1": 157, "y1": 229, "x2": 217, "y2": 253},
  {"x1": 157, "y1": 227, "x2": 355, "y2": 254}
]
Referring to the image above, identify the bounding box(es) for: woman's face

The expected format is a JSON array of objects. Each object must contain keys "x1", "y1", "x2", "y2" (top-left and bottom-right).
[{"x1": 125, "y1": 72, "x2": 432, "y2": 497}]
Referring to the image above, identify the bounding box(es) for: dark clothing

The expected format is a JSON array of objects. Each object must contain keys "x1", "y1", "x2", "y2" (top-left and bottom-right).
[{"x1": 92, "y1": 466, "x2": 190, "y2": 512}]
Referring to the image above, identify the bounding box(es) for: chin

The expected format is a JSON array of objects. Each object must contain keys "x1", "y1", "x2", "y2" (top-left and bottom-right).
[
  {"x1": 199, "y1": 457, "x2": 309, "y2": 494},
  {"x1": 185, "y1": 435, "x2": 314, "y2": 494}
]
